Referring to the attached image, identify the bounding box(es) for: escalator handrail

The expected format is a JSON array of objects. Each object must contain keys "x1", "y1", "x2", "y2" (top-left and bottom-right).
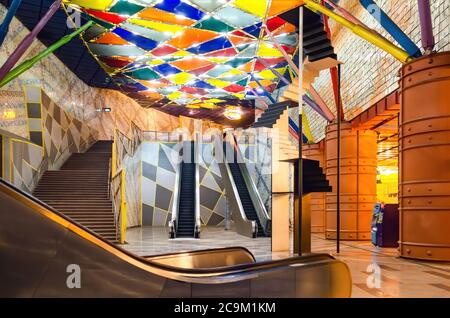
[
  {"x1": 215, "y1": 135, "x2": 256, "y2": 234},
  {"x1": 144, "y1": 246, "x2": 256, "y2": 262},
  {"x1": 0, "y1": 178, "x2": 344, "y2": 284},
  {"x1": 231, "y1": 134, "x2": 272, "y2": 234},
  {"x1": 169, "y1": 145, "x2": 182, "y2": 237},
  {"x1": 194, "y1": 139, "x2": 201, "y2": 237}
]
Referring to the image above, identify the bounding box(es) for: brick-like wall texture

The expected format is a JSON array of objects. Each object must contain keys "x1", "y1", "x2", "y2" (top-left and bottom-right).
[{"x1": 307, "y1": 0, "x2": 450, "y2": 141}]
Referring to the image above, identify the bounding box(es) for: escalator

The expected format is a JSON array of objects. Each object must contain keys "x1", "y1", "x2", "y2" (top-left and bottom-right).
[
  {"x1": 176, "y1": 162, "x2": 196, "y2": 237},
  {"x1": 216, "y1": 136, "x2": 271, "y2": 238},
  {"x1": 227, "y1": 161, "x2": 267, "y2": 237},
  {"x1": 0, "y1": 178, "x2": 352, "y2": 298},
  {"x1": 170, "y1": 141, "x2": 200, "y2": 239}
]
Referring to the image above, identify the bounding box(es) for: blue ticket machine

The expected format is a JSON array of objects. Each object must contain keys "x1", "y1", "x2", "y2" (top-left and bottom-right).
[{"x1": 371, "y1": 203, "x2": 383, "y2": 246}]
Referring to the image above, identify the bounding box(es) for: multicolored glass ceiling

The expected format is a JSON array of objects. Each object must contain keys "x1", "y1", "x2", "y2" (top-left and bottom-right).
[{"x1": 63, "y1": 0, "x2": 301, "y2": 125}]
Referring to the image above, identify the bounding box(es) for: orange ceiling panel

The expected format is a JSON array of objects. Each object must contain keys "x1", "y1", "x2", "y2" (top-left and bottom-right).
[
  {"x1": 271, "y1": 22, "x2": 297, "y2": 36},
  {"x1": 228, "y1": 35, "x2": 254, "y2": 47},
  {"x1": 93, "y1": 32, "x2": 130, "y2": 45},
  {"x1": 137, "y1": 7, "x2": 196, "y2": 26},
  {"x1": 167, "y1": 28, "x2": 219, "y2": 49},
  {"x1": 170, "y1": 57, "x2": 214, "y2": 72},
  {"x1": 268, "y1": 0, "x2": 304, "y2": 17}
]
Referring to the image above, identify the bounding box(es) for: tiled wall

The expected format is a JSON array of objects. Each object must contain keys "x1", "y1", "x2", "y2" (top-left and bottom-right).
[
  {"x1": 199, "y1": 143, "x2": 226, "y2": 226},
  {"x1": 141, "y1": 141, "x2": 180, "y2": 226},
  {"x1": 1, "y1": 87, "x2": 98, "y2": 193},
  {"x1": 9, "y1": 138, "x2": 44, "y2": 193},
  {"x1": 41, "y1": 88, "x2": 98, "y2": 170},
  {"x1": 141, "y1": 141, "x2": 227, "y2": 227},
  {"x1": 307, "y1": 0, "x2": 450, "y2": 141},
  {"x1": 0, "y1": 4, "x2": 180, "y2": 140},
  {"x1": 0, "y1": 90, "x2": 27, "y2": 138},
  {"x1": 113, "y1": 123, "x2": 143, "y2": 228}
]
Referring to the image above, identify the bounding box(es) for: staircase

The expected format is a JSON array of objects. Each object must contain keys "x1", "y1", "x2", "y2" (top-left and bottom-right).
[
  {"x1": 33, "y1": 141, "x2": 117, "y2": 242},
  {"x1": 302, "y1": 8, "x2": 337, "y2": 62},
  {"x1": 253, "y1": 101, "x2": 299, "y2": 161},
  {"x1": 176, "y1": 142, "x2": 196, "y2": 238},
  {"x1": 295, "y1": 159, "x2": 332, "y2": 194},
  {"x1": 253, "y1": 102, "x2": 288, "y2": 129}
]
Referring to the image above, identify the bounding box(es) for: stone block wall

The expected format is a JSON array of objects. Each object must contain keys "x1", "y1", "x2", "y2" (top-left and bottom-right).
[{"x1": 308, "y1": 0, "x2": 450, "y2": 141}]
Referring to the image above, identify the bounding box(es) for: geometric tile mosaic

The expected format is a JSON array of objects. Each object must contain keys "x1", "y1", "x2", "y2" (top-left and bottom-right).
[
  {"x1": 63, "y1": 0, "x2": 301, "y2": 124},
  {"x1": 113, "y1": 122, "x2": 144, "y2": 228},
  {"x1": 41, "y1": 89, "x2": 99, "y2": 169},
  {"x1": 141, "y1": 141, "x2": 179, "y2": 226},
  {"x1": 141, "y1": 141, "x2": 227, "y2": 226},
  {"x1": 3, "y1": 86, "x2": 101, "y2": 194}
]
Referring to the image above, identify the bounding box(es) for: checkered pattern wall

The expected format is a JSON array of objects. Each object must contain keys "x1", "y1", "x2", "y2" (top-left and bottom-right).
[
  {"x1": 141, "y1": 141, "x2": 180, "y2": 226},
  {"x1": 40, "y1": 88, "x2": 99, "y2": 169},
  {"x1": 0, "y1": 90, "x2": 27, "y2": 138},
  {"x1": 199, "y1": 142, "x2": 226, "y2": 226},
  {"x1": 10, "y1": 138, "x2": 43, "y2": 193},
  {"x1": 141, "y1": 141, "x2": 226, "y2": 226},
  {"x1": 1, "y1": 86, "x2": 100, "y2": 193},
  {"x1": 24, "y1": 86, "x2": 44, "y2": 148},
  {"x1": 114, "y1": 122, "x2": 144, "y2": 228}
]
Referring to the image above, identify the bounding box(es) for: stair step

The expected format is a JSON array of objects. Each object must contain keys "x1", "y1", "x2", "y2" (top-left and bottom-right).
[{"x1": 33, "y1": 141, "x2": 117, "y2": 242}]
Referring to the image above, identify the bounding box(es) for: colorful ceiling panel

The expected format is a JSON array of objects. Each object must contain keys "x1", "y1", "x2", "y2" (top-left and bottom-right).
[{"x1": 63, "y1": 0, "x2": 301, "y2": 125}]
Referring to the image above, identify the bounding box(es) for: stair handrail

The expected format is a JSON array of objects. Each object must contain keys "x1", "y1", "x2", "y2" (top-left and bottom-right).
[
  {"x1": 231, "y1": 134, "x2": 272, "y2": 236},
  {"x1": 110, "y1": 122, "x2": 142, "y2": 242},
  {"x1": 111, "y1": 167, "x2": 126, "y2": 244},
  {"x1": 119, "y1": 168, "x2": 127, "y2": 244},
  {"x1": 107, "y1": 157, "x2": 112, "y2": 200},
  {"x1": 213, "y1": 134, "x2": 256, "y2": 238}
]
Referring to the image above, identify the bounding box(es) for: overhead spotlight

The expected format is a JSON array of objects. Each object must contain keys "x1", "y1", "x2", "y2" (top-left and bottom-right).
[
  {"x1": 97, "y1": 107, "x2": 111, "y2": 113},
  {"x1": 224, "y1": 107, "x2": 242, "y2": 121}
]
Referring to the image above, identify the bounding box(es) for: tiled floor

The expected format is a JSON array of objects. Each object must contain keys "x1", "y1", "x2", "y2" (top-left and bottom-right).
[{"x1": 124, "y1": 226, "x2": 450, "y2": 298}]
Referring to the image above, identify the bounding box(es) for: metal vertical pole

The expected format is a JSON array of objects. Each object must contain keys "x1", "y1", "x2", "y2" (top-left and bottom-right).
[
  {"x1": 417, "y1": 0, "x2": 435, "y2": 53},
  {"x1": 0, "y1": 0, "x2": 62, "y2": 80},
  {"x1": 297, "y1": 6, "x2": 304, "y2": 256},
  {"x1": 0, "y1": 0, "x2": 22, "y2": 46},
  {"x1": 337, "y1": 64, "x2": 342, "y2": 254}
]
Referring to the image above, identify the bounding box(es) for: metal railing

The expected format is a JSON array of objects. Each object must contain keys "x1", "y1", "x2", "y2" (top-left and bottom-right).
[
  {"x1": 144, "y1": 131, "x2": 220, "y2": 143},
  {"x1": 110, "y1": 121, "x2": 144, "y2": 243},
  {"x1": 143, "y1": 131, "x2": 179, "y2": 142},
  {"x1": 111, "y1": 167, "x2": 127, "y2": 244}
]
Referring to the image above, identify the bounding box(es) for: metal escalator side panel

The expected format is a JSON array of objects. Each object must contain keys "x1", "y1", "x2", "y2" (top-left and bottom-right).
[{"x1": 147, "y1": 247, "x2": 256, "y2": 269}]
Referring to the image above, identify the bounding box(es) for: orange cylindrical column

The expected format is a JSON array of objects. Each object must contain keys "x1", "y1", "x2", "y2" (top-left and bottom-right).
[
  {"x1": 325, "y1": 122, "x2": 378, "y2": 240},
  {"x1": 303, "y1": 141, "x2": 326, "y2": 233},
  {"x1": 399, "y1": 52, "x2": 450, "y2": 261}
]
